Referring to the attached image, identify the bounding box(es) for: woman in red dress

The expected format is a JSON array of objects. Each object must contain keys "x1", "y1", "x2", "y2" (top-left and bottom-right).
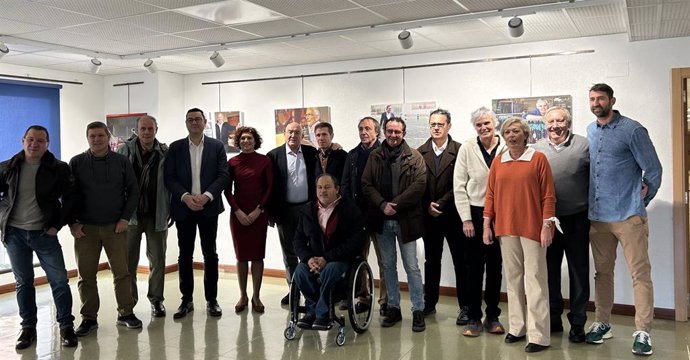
[{"x1": 224, "y1": 127, "x2": 273, "y2": 313}]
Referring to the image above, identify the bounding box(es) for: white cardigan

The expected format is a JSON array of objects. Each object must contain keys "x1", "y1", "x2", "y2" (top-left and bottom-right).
[{"x1": 453, "y1": 135, "x2": 506, "y2": 222}]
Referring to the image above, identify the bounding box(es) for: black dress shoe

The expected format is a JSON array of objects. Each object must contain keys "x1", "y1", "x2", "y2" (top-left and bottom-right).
[
  {"x1": 173, "y1": 301, "x2": 194, "y2": 319},
  {"x1": 151, "y1": 302, "x2": 166, "y2": 317},
  {"x1": 525, "y1": 343, "x2": 550, "y2": 353},
  {"x1": 207, "y1": 301, "x2": 223, "y2": 317},
  {"x1": 60, "y1": 326, "x2": 78, "y2": 347},
  {"x1": 15, "y1": 328, "x2": 36, "y2": 350},
  {"x1": 569, "y1": 325, "x2": 586, "y2": 343},
  {"x1": 505, "y1": 333, "x2": 527, "y2": 343},
  {"x1": 456, "y1": 306, "x2": 470, "y2": 325},
  {"x1": 280, "y1": 293, "x2": 290, "y2": 305},
  {"x1": 423, "y1": 306, "x2": 436, "y2": 316},
  {"x1": 379, "y1": 303, "x2": 388, "y2": 316},
  {"x1": 551, "y1": 322, "x2": 564, "y2": 333}
]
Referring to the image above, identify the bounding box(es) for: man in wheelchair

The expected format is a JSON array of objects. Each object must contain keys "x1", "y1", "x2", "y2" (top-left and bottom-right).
[{"x1": 292, "y1": 173, "x2": 365, "y2": 330}]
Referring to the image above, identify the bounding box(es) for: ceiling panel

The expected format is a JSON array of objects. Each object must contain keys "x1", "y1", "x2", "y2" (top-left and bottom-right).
[
  {"x1": 661, "y1": 1, "x2": 690, "y2": 20},
  {"x1": 414, "y1": 20, "x2": 493, "y2": 35},
  {"x1": 0, "y1": 2, "x2": 101, "y2": 27},
  {"x1": 0, "y1": 18, "x2": 47, "y2": 35},
  {"x1": 350, "y1": 0, "x2": 414, "y2": 6},
  {"x1": 297, "y1": 8, "x2": 387, "y2": 30},
  {"x1": 119, "y1": 10, "x2": 220, "y2": 33},
  {"x1": 127, "y1": 35, "x2": 205, "y2": 52},
  {"x1": 1, "y1": 53, "x2": 78, "y2": 67},
  {"x1": 660, "y1": 19, "x2": 690, "y2": 38},
  {"x1": 231, "y1": 18, "x2": 319, "y2": 37},
  {"x1": 63, "y1": 21, "x2": 162, "y2": 40},
  {"x1": 42, "y1": 0, "x2": 161, "y2": 19},
  {"x1": 138, "y1": 0, "x2": 222, "y2": 9},
  {"x1": 629, "y1": 22, "x2": 658, "y2": 40},
  {"x1": 566, "y1": 2, "x2": 625, "y2": 19},
  {"x1": 18, "y1": 30, "x2": 148, "y2": 55},
  {"x1": 573, "y1": 15, "x2": 627, "y2": 36},
  {"x1": 288, "y1": 36, "x2": 357, "y2": 49},
  {"x1": 457, "y1": 0, "x2": 560, "y2": 12},
  {"x1": 247, "y1": 0, "x2": 359, "y2": 17},
  {"x1": 368, "y1": 0, "x2": 467, "y2": 21},
  {"x1": 174, "y1": 27, "x2": 260, "y2": 43},
  {"x1": 627, "y1": 5, "x2": 658, "y2": 24}
]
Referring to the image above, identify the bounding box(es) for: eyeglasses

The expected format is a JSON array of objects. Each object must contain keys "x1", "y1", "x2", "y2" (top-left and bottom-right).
[
  {"x1": 186, "y1": 117, "x2": 204, "y2": 123},
  {"x1": 429, "y1": 122, "x2": 446, "y2": 128}
]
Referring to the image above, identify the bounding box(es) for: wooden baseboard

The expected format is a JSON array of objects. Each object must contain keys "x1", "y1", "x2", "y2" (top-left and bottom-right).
[{"x1": 0, "y1": 262, "x2": 675, "y2": 320}]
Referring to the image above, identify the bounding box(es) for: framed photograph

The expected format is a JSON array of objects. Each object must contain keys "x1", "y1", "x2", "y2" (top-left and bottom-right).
[
  {"x1": 371, "y1": 101, "x2": 437, "y2": 148},
  {"x1": 492, "y1": 95, "x2": 572, "y2": 144},
  {"x1": 211, "y1": 111, "x2": 244, "y2": 153},
  {"x1": 274, "y1": 106, "x2": 331, "y2": 146},
  {"x1": 106, "y1": 113, "x2": 146, "y2": 152}
]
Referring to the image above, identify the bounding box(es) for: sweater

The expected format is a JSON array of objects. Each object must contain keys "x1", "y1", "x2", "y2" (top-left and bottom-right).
[{"x1": 484, "y1": 148, "x2": 556, "y2": 242}]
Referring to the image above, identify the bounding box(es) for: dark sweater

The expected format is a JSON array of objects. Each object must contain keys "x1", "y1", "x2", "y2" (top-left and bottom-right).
[{"x1": 68, "y1": 150, "x2": 139, "y2": 225}]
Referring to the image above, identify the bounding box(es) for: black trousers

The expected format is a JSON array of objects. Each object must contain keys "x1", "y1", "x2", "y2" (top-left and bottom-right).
[
  {"x1": 422, "y1": 213, "x2": 466, "y2": 309},
  {"x1": 546, "y1": 210, "x2": 590, "y2": 327},
  {"x1": 276, "y1": 203, "x2": 304, "y2": 284},
  {"x1": 465, "y1": 206, "x2": 502, "y2": 321},
  {"x1": 176, "y1": 212, "x2": 219, "y2": 303}
]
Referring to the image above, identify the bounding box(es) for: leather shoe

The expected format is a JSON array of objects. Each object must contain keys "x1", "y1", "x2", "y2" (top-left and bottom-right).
[
  {"x1": 505, "y1": 333, "x2": 526, "y2": 343},
  {"x1": 525, "y1": 343, "x2": 549, "y2": 353},
  {"x1": 569, "y1": 325, "x2": 586, "y2": 343},
  {"x1": 280, "y1": 293, "x2": 290, "y2": 305},
  {"x1": 15, "y1": 328, "x2": 36, "y2": 350},
  {"x1": 60, "y1": 326, "x2": 78, "y2": 347},
  {"x1": 173, "y1": 301, "x2": 194, "y2": 319},
  {"x1": 151, "y1": 302, "x2": 166, "y2": 317},
  {"x1": 207, "y1": 301, "x2": 223, "y2": 317}
]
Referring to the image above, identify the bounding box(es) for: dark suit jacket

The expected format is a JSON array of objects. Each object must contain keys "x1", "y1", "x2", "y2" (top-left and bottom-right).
[
  {"x1": 266, "y1": 144, "x2": 318, "y2": 224},
  {"x1": 164, "y1": 136, "x2": 230, "y2": 221},
  {"x1": 417, "y1": 136, "x2": 461, "y2": 221},
  {"x1": 293, "y1": 198, "x2": 365, "y2": 263},
  {"x1": 314, "y1": 148, "x2": 347, "y2": 183}
]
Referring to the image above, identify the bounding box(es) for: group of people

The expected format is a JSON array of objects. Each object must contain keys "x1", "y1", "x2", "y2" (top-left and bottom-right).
[{"x1": 0, "y1": 83, "x2": 661, "y2": 356}]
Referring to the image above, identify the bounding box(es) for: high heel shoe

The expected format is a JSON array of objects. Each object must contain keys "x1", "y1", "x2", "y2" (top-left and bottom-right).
[
  {"x1": 235, "y1": 299, "x2": 248, "y2": 313},
  {"x1": 251, "y1": 298, "x2": 265, "y2": 313}
]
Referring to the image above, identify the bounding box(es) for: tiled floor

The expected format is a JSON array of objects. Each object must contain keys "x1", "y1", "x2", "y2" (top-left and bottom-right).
[{"x1": 0, "y1": 270, "x2": 687, "y2": 359}]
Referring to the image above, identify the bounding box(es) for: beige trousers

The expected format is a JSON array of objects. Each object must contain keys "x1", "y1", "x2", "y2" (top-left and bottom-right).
[
  {"x1": 500, "y1": 236, "x2": 550, "y2": 346},
  {"x1": 590, "y1": 216, "x2": 653, "y2": 332}
]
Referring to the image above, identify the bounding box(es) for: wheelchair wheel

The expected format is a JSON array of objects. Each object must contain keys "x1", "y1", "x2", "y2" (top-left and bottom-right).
[
  {"x1": 335, "y1": 326, "x2": 346, "y2": 346},
  {"x1": 347, "y1": 260, "x2": 374, "y2": 334},
  {"x1": 284, "y1": 322, "x2": 297, "y2": 340},
  {"x1": 284, "y1": 278, "x2": 302, "y2": 340}
]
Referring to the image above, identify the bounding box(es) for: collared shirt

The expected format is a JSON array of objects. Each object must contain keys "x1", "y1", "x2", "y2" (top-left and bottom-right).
[
  {"x1": 587, "y1": 111, "x2": 662, "y2": 222},
  {"x1": 548, "y1": 131, "x2": 570, "y2": 151},
  {"x1": 319, "y1": 146, "x2": 332, "y2": 173},
  {"x1": 432, "y1": 137, "x2": 448, "y2": 157},
  {"x1": 317, "y1": 196, "x2": 341, "y2": 233},
  {"x1": 185, "y1": 137, "x2": 214, "y2": 201},
  {"x1": 500, "y1": 146, "x2": 535, "y2": 163},
  {"x1": 285, "y1": 143, "x2": 308, "y2": 203}
]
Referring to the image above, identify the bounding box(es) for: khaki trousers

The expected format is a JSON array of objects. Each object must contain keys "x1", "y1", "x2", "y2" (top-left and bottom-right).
[
  {"x1": 75, "y1": 223, "x2": 134, "y2": 320},
  {"x1": 500, "y1": 236, "x2": 550, "y2": 346},
  {"x1": 590, "y1": 216, "x2": 653, "y2": 332}
]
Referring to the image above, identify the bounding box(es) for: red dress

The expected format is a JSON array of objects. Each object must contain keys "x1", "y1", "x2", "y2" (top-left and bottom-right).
[{"x1": 224, "y1": 152, "x2": 273, "y2": 261}]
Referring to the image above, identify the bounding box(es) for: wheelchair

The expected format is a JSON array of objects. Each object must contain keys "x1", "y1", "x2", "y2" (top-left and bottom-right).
[{"x1": 284, "y1": 257, "x2": 375, "y2": 346}]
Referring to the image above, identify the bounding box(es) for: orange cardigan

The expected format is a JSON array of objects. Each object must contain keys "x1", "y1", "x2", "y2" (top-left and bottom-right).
[{"x1": 483, "y1": 149, "x2": 556, "y2": 242}]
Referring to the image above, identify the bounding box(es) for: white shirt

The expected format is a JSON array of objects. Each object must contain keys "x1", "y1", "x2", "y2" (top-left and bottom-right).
[
  {"x1": 285, "y1": 144, "x2": 308, "y2": 203},
  {"x1": 182, "y1": 137, "x2": 214, "y2": 201},
  {"x1": 432, "y1": 137, "x2": 448, "y2": 157},
  {"x1": 500, "y1": 146, "x2": 535, "y2": 163}
]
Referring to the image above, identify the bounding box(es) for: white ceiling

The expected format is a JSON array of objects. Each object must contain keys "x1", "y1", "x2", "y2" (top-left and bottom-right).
[{"x1": 0, "y1": 0, "x2": 688, "y2": 76}]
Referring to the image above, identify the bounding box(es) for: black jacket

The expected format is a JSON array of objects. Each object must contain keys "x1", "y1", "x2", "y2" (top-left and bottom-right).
[
  {"x1": 314, "y1": 147, "x2": 348, "y2": 184},
  {"x1": 417, "y1": 136, "x2": 462, "y2": 221},
  {"x1": 0, "y1": 150, "x2": 74, "y2": 242},
  {"x1": 266, "y1": 144, "x2": 318, "y2": 224},
  {"x1": 293, "y1": 198, "x2": 365, "y2": 263}
]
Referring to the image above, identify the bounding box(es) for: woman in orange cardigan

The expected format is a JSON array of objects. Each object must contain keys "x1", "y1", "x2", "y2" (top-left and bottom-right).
[{"x1": 483, "y1": 117, "x2": 557, "y2": 353}]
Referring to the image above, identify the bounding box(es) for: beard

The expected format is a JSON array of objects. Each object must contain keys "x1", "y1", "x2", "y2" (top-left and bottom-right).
[{"x1": 591, "y1": 106, "x2": 611, "y2": 118}]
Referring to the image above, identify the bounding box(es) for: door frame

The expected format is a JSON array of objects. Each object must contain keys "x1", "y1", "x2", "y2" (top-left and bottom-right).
[{"x1": 671, "y1": 67, "x2": 690, "y2": 321}]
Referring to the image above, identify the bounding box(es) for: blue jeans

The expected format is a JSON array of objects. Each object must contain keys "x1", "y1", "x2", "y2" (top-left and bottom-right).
[
  {"x1": 4, "y1": 226, "x2": 75, "y2": 329},
  {"x1": 293, "y1": 261, "x2": 348, "y2": 320},
  {"x1": 376, "y1": 220, "x2": 424, "y2": 312}
]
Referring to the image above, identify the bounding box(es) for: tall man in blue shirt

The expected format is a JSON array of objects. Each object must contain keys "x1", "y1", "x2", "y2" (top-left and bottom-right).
[{"x1": 584, "y1": 83, "x2": 662, "y2": 356}]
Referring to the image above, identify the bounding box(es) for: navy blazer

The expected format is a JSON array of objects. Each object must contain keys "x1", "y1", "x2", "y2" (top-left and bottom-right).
[
  {"x1": 164, "y1": 136, "x2": 230, "y2": 221},
  {"x1": 266, "y1": 143, "x2": 318, "y2": 224}
]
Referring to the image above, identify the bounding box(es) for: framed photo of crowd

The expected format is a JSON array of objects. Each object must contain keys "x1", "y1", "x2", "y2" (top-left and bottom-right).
[{"x1": 492, "y1": 95, "x2": 572, "y2": 144}]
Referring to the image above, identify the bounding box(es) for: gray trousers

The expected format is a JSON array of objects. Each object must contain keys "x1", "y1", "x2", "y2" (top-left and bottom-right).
[{"x1": 127, "y1": 215, "x2": 168, "y2": 305}]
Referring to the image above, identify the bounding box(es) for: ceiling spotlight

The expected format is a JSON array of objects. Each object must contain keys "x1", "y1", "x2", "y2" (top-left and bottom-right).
[
  {"x1": 508, "y1": 16, "x2": 524, "y2": 38},
  {"x1": 0, "y1": 42, "x2": 8, "y2": 59},
  {"x1": 210, "y1": 51, "x2": 225, "y2": 68},
  {"x1": 144, "y1": 59, "x2": 156, "y2": 74},
  {"x1": 398, "y1": 30, "x2": 413, "y2": 50},
  {"x1": 89, "y1": 58, "x2": 102, "y2": 74}
]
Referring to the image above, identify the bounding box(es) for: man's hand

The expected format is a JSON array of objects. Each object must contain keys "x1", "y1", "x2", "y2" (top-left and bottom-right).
[
  {"x1": 383, "y1": 202, "x2": 397, "y2": 216},
  {"x1": 641, "y1": 181, "x2": 649, "y2": 199},
  {"x1": 46, "y1": 227, "x2": 59, "y2": 236},
  {"x1": 331, "y1": 142, "x2": 343, "y2": 151},
  {"x1": 308, "y1": 257, "x2": 327, "y2": 274},
  {"x1": 182, "y1": 194, "x2": 203, "y2": 211},
  {"x1": 462, "y1": 220, "x2": 475, "y2": 238},
  {"x1": 70, "y1": 223, "x2": 85, "y2": 239},
  {"x1": 428, "y1": 202, "x2": 443, "y2": 217},
  {"x1": 193, "y1": 194, "x2": 210, "y2": 207},
  {"x1": 115, "y1": 219, "x2": 128, "y2": 234}
]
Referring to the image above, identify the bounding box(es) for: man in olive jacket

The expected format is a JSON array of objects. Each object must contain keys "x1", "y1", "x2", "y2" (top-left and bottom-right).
[{"x1": 361, "y1": 117, "x2": 427, "y2": 332}]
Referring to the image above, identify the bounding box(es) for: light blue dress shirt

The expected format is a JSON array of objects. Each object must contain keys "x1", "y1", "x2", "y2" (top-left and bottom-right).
[{"x1": 587, "y1": 111, "x2": 662, "y2": 222}]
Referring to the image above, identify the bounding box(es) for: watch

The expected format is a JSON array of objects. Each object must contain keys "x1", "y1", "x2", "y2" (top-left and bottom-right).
[{"x1": 543, "y1": 222, "x2": 552, "y2": 229}]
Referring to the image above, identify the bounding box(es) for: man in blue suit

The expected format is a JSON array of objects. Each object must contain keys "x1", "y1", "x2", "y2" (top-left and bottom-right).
[{"x1": 164, "y1": 108, "x2": 230, "y2": 319}]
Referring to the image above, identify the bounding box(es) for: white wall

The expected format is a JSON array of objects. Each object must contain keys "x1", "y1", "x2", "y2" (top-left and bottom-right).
[
  {"x1": 178, "y1": 33, "x2": 689, "y2": 309},
  {"x1": 0, "y1": 63, "x2": 104, "y2": 284}
]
